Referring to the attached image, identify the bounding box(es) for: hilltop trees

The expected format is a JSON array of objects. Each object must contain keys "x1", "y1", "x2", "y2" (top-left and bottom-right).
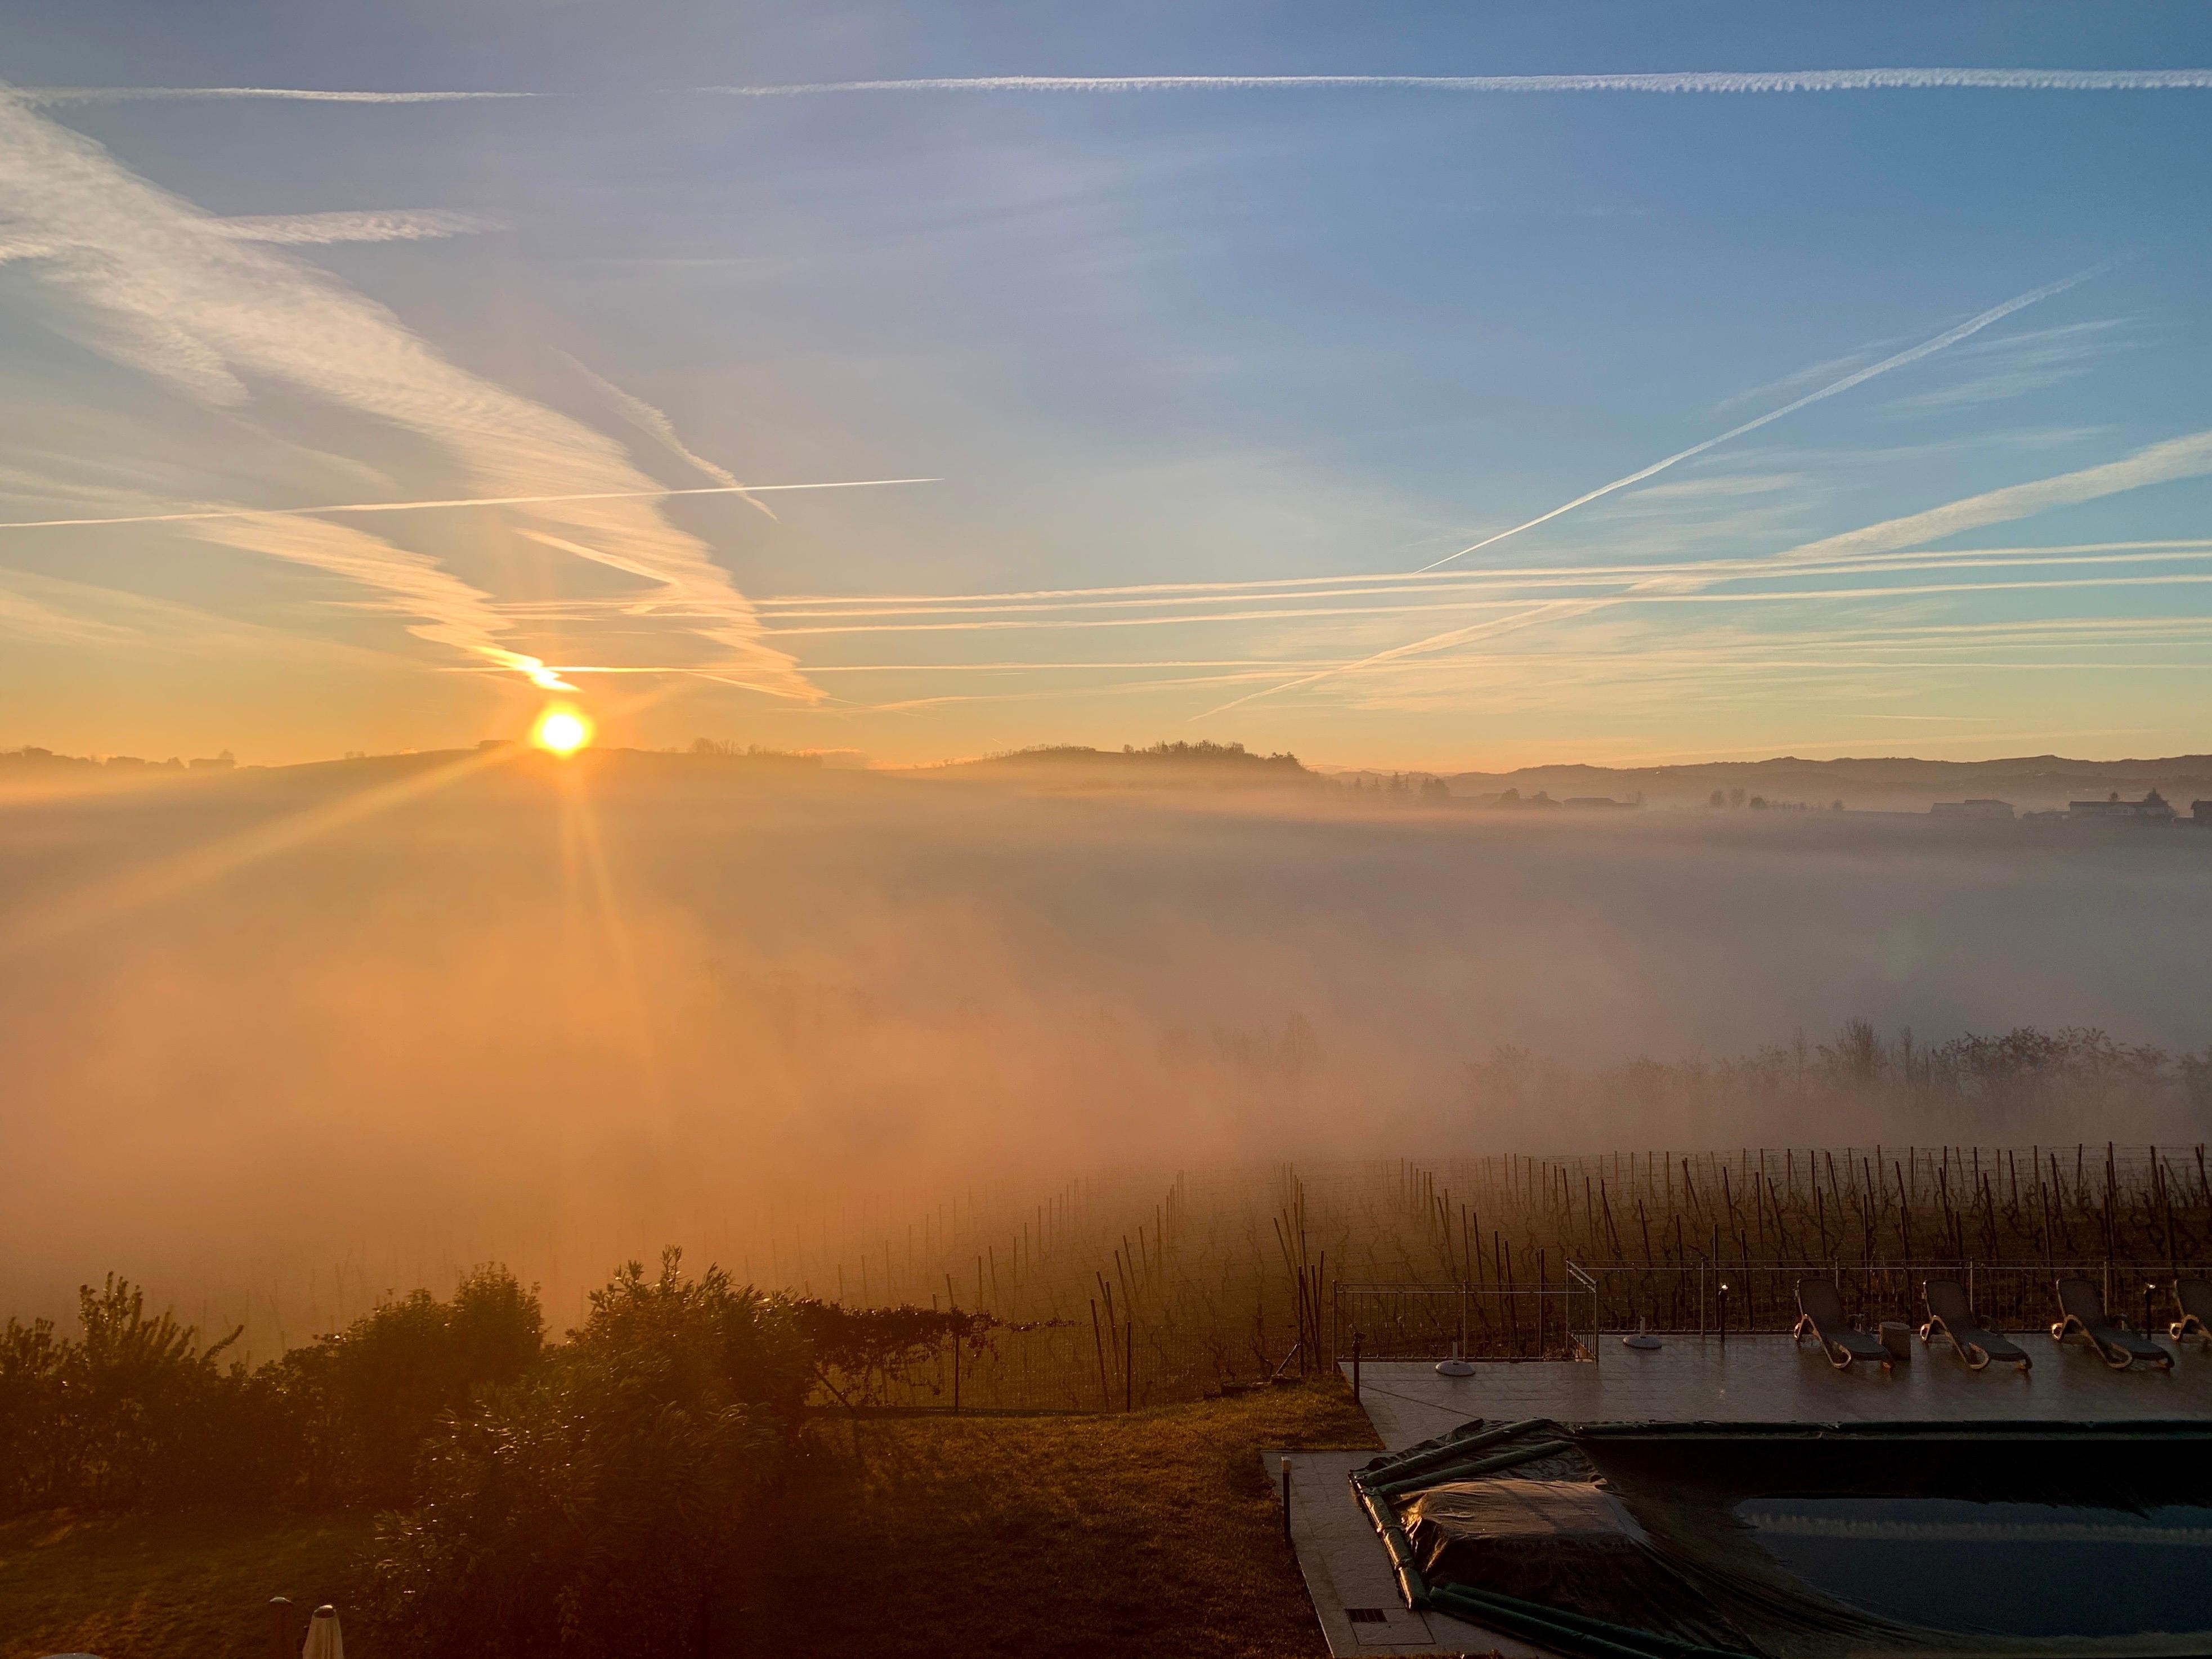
[{"x1": 1463, "y1": 1021, "x2": 2212, "y2": 1145}]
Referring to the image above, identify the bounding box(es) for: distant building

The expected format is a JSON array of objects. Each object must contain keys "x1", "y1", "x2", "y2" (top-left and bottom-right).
[
  {"x1": 2068, "y1": 789, "x2": 2175, "y2": 823},
  {"x1": 1563, "y1": 796, "x2": 1636, "y2": 810},
  {"x1": 187, "y1": 750, "x2": 236, "y2": 772},
  {"x1": 2022, "y1": 809, "x2": 2067, "y2": 824},
  {"x1": 2193, "y1": 800, "x2": 2212, "y2": 826},
  {"x1": 1931, "y1": 799, "x2": 2014, "y2": 820}
]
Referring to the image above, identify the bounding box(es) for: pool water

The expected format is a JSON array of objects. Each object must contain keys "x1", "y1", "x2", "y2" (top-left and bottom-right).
[{"x1": 1738, "y1": 1496, "x2": 2212, "y2": 1638}]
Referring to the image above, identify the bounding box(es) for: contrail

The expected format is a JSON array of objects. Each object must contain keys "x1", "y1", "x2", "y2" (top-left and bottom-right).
[
  {"x1": 566, "y1": 354, "x2": 778, "y2": 521},
  {"x1": 21, "y1": 70, "x2": 2212, "y2": 104},
  {"x1": 707, "y1": 70, "x2": 2212, "y2": 97},
  {"x1": 20, "y1": 87, "x2": 539, "y2": 105},
  {"x1": 1201, "y1": 420, "x2": 2212, "y2": 718},
  {"x1": 0, "y1": 478, "x2": 939, "y2": 532},
  {"x1": 1418, "y1": 263, "x2": 2114, "y2": 572}
]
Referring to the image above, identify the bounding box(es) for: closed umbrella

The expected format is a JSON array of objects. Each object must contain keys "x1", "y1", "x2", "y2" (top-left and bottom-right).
[{"x1": 301, "y1": 1606, "x2": 344, "y2": 1659}]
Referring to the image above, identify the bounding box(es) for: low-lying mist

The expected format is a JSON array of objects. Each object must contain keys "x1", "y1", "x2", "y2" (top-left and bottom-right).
[{"x1": 2, "y1": 750, "x2": 2206, "y2": 1344}]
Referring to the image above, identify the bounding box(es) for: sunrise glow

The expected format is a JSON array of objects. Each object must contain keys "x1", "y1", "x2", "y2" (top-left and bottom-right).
[{"x1": 531, "y1": 707, "x2": 593, "y2": 756}]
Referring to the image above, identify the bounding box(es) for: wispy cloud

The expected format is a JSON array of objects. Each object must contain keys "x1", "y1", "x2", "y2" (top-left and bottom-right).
[
  {"x1": 0, "y1": 562, "x2": 443, "y2": 667},
  {"x1": 0, "y1": 208, "x2": 498, "y2": 265},
  {"x1": 1884, "y1": 318, "x2": 2132, "y2": 412},
  {"x1": 0, "y1": 88, "x2": 927, "y2": 697},
  {"x1": 212, "y1": 209, "x2": 504, "y2": 246},
  {"x1": 0, "y1": 579, "x2": 138, "y2": 647},
  {"x1": 185, "y1": 513, "x2": 573, "y2": 689},
  {"x1": 1780, "y1": 428, "x2": 2212, "y2": 562},
  {"x1": 1418, "y1": 263, "x2": 2111, "y2": 571},
  {"x1": 706, "y1": 70, "x2": 2212, "y2": 96}
]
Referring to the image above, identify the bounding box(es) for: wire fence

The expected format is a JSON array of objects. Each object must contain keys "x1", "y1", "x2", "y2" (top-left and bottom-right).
[
  {"x1": 783, "y1": 1146, "x2": 2212, "y2": 1410},
  {"x1": 1332, "y1": 1261, "x2": 2212, "y2": 1360},
  {"x1": 1333, "y1": 1275, "x2": 1601, "y2": 1362}
]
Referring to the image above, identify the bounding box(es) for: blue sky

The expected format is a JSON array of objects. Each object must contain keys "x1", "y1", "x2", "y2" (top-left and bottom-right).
[{"x1": 2, "y1": 2, "x2": 2210, "y2": 766}]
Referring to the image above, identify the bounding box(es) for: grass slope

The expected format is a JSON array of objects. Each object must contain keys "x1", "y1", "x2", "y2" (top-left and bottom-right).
[
  {"x1": 0, "y1": 1509, "x2": 378, "y2": 1659},
  {"x1": 0, "y1": 1382, "x2": 1374, "y2": 1658},
  {"x1": 723, "y1": 1380, "x2": 1378, "y2": 1659}
]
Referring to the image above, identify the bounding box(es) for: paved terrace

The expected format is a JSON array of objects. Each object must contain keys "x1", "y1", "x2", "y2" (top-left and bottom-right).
[
  {"x1": 1354, "y1": 1330, "x2": 2212, "y2": 1449},
  {"x1": 1273, "y1": 1333, "x2": 2212, "y2": 1657}
]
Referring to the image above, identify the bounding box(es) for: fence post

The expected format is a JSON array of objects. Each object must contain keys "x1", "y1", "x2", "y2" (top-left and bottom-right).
[
  {"x1": 1352, "y1": 1331, "x2": 1363, "y2": 1404},
  {"x1": 1125, "y1": 1321, "x2": 1134, "y2": 1413},
  {"x1": 267, "y1": 1597, "x2": 295, "y2": 1659},
  {"x1": 1281, "y1": 1458, "x2": 1294, "y2": 1545},
  {"x1": 952, "y1": 1331, "x2": 961, "y2": 1415},
  {"x1": 1090, "y1": 1299, "x2": 1111, "y2": 1411}
]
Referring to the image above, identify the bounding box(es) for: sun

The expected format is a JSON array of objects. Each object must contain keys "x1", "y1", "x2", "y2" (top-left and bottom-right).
[{"x1": 531, "y1": 706, "x2": 593, "y2": 756}]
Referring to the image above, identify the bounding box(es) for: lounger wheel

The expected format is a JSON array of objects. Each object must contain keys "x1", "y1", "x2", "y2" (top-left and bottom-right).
[
  {"x1": 2015, "y1": 1356, "x2": 2032, "y2": 1374},
  {"x1": 1963, "y1": 1343, "x2": 1990, "y2": 1372}
]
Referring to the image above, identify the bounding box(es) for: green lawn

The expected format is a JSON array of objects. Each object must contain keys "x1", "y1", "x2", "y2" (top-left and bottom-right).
[
  {"x1": 0, "y1": 1508, "x2": 379, "y2": 1659},
  {"x1": 0, "y1": 1381, "x2": 1376, "y2": 1658}
]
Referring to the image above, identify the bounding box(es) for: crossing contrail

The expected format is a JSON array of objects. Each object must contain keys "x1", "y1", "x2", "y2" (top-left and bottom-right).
[
  {"x1": 20, "y1": 87, "x2": 539, "y2": 105},
  {"x1": 1417, "y1": 263, "x2": 2115, "y2": 572},
  {"x1": 0, "y1": 478, "x2": 940, "y2": 532},
  {"x1": 705, "y1": 70, "x2": 2212, "y2": 97},
  {"x1": 21, "y1": 69, "x2": 2212, "y2": 104}
]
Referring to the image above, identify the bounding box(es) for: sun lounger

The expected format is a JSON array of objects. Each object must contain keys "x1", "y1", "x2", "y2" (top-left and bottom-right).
[
  {"x1": 1792, "y1": 1278, "x2": 1893, "y2": 1371},
  {"x1": 1920, "y1": 1277, "x2": 2030, "y2": 1372},
  {"x1": 2052, "y1": 1275, "x2": 2173, "y2": 1370},
  {"x1": 2171, "y1": 1277, "x2": 2211, "y2": 1344}
]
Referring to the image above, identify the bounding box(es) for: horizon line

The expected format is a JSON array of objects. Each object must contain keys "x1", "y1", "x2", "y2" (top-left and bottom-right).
[{"x1": 10, "y1": 741, "x2": 2212, "y2": 776}]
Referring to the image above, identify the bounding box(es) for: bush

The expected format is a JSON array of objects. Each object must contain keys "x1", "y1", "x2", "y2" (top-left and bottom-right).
[
  {"x1": 370, "y1": 1250, "x2": 811, "y2": 1659},
  {"x1": 0, "y1": 1276, "x2": 250, "y2": 1512},
  {"x1": 0, "y1": 1268, "x2": 541, "y2": 1517},
  {"x1": 275, "y1": 1266, "x2": 543, "y2": 1506}
]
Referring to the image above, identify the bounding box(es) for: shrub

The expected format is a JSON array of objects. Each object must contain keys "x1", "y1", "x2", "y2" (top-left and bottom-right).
[
  {"x1": 0, "y1": 1276, "x2": 247, "y2": 1513},
  {"x1": 276, "y1": 1266, "x2": 543, "y2": 1506},
  {"x1": 370, "y1": 1250, "x2": 810, "y2": 1659}
]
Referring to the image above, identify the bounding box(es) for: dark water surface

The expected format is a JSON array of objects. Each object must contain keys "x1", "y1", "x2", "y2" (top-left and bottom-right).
[{"x1": 1739, "y1": 1496, "x2": 2212, "y2": 1638}]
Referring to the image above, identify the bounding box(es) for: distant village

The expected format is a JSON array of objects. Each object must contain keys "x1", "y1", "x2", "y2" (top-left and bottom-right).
[
  {"x1": 1341, "y1": 772, "x2": 2212, "y2": 827},
  {"x1": 1933, "y1": 788, "x2": 2210, "y2": 825}
]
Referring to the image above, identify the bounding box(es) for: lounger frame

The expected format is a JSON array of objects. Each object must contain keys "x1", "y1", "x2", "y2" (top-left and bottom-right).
[
  {"x1": 1792, "y1": 1279, "x2": 1893, "y2": 1373},
  {"x1": 1920, "y1": 1277, "x2": 2030, "y2": 1373},
  {"x1": 2051, "y1": 1275, "x2": 2174, "y2": 1371},
  {"x1": 2171, "y1": 1277, "x2": 2210, "y2": 1344}
]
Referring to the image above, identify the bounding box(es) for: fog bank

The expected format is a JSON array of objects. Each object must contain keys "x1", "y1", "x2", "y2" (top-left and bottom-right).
[{"x1": 1, "y1": 751, "x2": 2205, "y2": 1343}]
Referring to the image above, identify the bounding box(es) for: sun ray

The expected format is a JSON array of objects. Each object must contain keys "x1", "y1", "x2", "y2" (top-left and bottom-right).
[{"x1": 0, "y1": 742, "x2": 525, "y2": 960}]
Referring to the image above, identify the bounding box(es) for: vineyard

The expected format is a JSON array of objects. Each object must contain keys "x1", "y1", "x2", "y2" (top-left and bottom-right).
[{"x1": 799, "y1": 1145, "x2": 2212, "y2": 1409}]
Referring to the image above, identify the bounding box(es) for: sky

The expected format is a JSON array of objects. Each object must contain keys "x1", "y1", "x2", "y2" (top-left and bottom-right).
[{"x1": 2, "y1": 2, "x2": 2211, "y2": 769}]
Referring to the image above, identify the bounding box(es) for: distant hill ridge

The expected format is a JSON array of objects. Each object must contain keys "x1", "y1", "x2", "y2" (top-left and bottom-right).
[
  {"x1": 932, "y1": 740, "x2": 1311, "y2": 781},
  {"x1": 1418, "y1": 753, "x2": 2212, "y2": 810}
]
